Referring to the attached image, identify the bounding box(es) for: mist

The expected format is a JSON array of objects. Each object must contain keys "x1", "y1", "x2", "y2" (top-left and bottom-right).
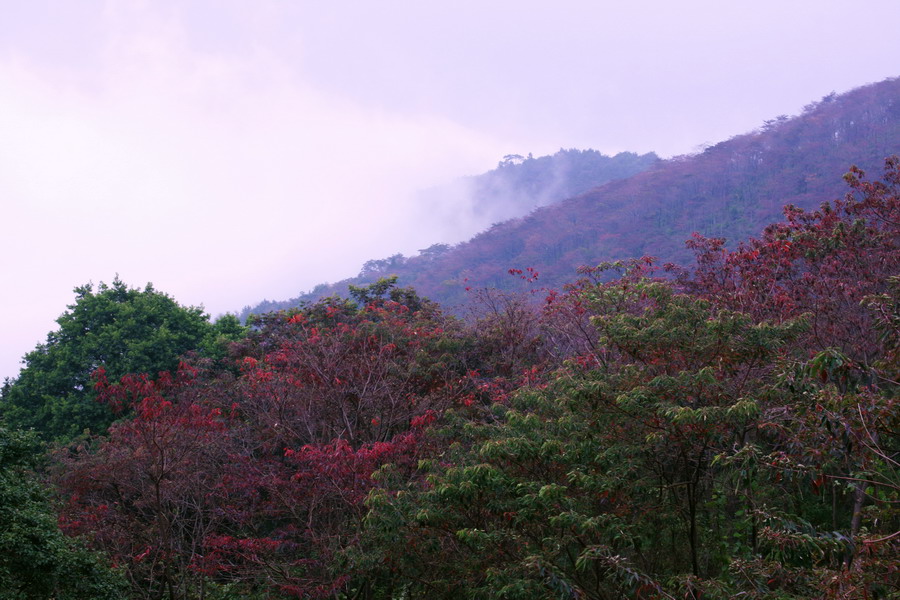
[{"x1": 2, "y1": 0, "x2": 900, "y2": 381}]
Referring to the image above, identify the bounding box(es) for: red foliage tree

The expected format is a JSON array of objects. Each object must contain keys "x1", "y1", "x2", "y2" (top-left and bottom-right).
[
  {"x1": 683, "y1": 156, "x2": 900, "y2": 373},
  {"x1": 55, "y1": 286, "x2": 462, "y2": 598},
  {"x1": 233, "y1": 294, "x2": 467, "y2": 452},
  {"x1": 57, "y1": 364, "x2": 239, "y2": 599}
]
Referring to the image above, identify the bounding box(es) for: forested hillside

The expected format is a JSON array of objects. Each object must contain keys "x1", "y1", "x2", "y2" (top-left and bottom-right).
[
  {"x1": 412, "y1": 148, "x2": 659, "y2": 239},
  {"x1": 245, "y1": 77, "x2": 900, "y2": 315},
  {"x1": 1, "y1": 79, "x2": 898, "y2": 600},
  {"x1": 241, "y1": 148, "x2": 658, "y2": 318},
  {"x1": 2, "y1": 157, "x2": 896, "y2": 599}
]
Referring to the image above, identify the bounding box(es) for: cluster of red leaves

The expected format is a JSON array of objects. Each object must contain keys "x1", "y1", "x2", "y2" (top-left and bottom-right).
[
  {"x1": 683, "y1": 157, "x2": 900, "y2": 367},
  {"x1": 55, "y1": 297, "x2": 462, "y2": 598}
]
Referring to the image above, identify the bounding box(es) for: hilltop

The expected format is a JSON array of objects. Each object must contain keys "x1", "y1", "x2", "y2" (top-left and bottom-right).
[{"x1": 242, "y1": 77, "x2": 900, "y2": 316}]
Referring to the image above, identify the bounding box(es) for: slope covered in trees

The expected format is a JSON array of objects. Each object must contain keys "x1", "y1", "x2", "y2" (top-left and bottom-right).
[
  {"x1": 412, "y1": 148, "x2": 660, "y2": 238},
  {"x1": 241, "y1": 148, "x2": 658, "y2": 319},
  {"x1": 0, "y1": 157, "x2": 892, "y2": 598},
  {"x1": 246, "y1": 77, "x2": 900, "y2": 314},
  {"x1": 2, "y1": 81, "x2": 899, "y2": 599}
]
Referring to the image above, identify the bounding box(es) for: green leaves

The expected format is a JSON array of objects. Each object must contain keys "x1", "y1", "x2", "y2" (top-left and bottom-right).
[
  {"x1": 357, "y1": 275, "x2": 838, "y2": 597},
  {"x1": 1, "y1": 278, "x2": 225, "y2": 441},
  {"x1": 0, "y1": 427, "x2": 125, "y2": 599}
]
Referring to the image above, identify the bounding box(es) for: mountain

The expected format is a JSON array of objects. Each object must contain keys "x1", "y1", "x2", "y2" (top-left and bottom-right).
[
  {"x1": 241, "y1": 148, "x2": 659, "y2": 317},
  {"x1": 411, "y1": 148, "x2": 660, "y2": 238},
  {"x1": 243, "y1": 77, "x2": 900, "y2": 316}
]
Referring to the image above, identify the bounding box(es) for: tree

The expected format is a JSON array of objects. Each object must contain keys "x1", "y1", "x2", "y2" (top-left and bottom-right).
[
  {"x1": 362, "y1": 273, "x2": 804, "y2": 599},
  {"x1": 56, "y1": 365, "x2": 239, "y2": 600},
  {"x1": 682, "y1": 156, "x2": 900, "y2": 369},
  {"x1": 0, "y1": 426, "x2": 126, "y2": 599},
  {"x1": 1, "y1": 278, "x2": 224, "y2": 441},
  {"x1": 55, "y1": 281, "x2": 466, "y2": 598}
]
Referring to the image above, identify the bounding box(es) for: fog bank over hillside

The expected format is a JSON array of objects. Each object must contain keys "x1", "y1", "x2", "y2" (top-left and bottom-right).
[
  {"x1": 240, "y1": 77, "x2": 900, "y2": 318},
  {"x1": 412, "y1": 150, "x2": 660, "y2": 247}
]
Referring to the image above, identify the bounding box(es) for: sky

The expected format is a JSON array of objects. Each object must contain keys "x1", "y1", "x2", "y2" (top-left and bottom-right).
[{"x1": 1, "y1": 0, "x2": 899, "y2": 381}]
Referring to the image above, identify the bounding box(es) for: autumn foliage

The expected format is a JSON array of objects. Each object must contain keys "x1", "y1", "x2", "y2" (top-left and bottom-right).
[{"x1": 44, "y1": 160, "x2": 900, "y2": 599}]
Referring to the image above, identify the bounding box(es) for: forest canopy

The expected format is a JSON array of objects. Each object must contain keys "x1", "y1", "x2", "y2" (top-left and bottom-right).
[{"x1": 1, "y1": 158, "x2": 896, "y2": 598}]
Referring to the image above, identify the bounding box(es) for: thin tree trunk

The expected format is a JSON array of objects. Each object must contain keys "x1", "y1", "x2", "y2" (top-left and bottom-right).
[
  {"x1": 688, "y1": 486, "x2": 699, "y2": 577},
  {"x1": 845, "y1": 480, "x2": 866, "y2": 568}
]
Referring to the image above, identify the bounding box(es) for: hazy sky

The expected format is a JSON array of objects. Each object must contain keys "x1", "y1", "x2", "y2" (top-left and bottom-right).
[{"x1": 2, "y1": 0, "x2": 899, "y2": 381}]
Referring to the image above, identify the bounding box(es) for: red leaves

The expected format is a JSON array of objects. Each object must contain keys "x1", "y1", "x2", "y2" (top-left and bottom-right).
[
  {"x1": 91, "y1": 365, "x2": 108, "y2": 390},
  {"x1": 410, "y1": 410, "x2": 437, "y2": 428},
  {"x1": 236, "y1": 296, "x2": 465, "y2": 450},
  {"x1": 684, "y1": 157, "x2": 900, "y2": 365},
  {"x1": 133, "y1": 546, "x2": 152, "y2": 563},
  {"x1": 58, "y1": 292, "x2": 464, "y2": 597},
  {"x1": 508, "y1": 266, "x2": 540, "y2": 282},
  {"x1": 811, "y1": 473, "x2": 826, "y2": 495}
]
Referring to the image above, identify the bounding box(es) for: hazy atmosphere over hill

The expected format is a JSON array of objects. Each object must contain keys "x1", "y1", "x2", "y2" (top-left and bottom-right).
[{"x1": 2, "y1": 0, "x2": 900, "y2": 381}]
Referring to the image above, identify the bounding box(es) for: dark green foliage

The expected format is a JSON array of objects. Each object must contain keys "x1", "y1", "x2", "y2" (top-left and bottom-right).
[
  {"x1": 0, "y1": 426, "x2": 126, "y2": 599},
  {"x1": 361, "y1": 276, "x2": 810, "y2": 599},
  {"x1": 1, "y1": 278, "x2": 230, "y2": 441}
]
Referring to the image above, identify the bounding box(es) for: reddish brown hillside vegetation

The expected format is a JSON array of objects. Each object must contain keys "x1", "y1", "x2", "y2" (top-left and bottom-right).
[{"x1": 257, "y1": 77, "x2": 900, "y2": 313}]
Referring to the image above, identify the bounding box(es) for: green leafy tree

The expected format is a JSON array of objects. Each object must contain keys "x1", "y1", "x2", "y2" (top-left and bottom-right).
[
  {"x1": 0, "y1": 426, "x2": 126, "y2": 599},
  {"x1": 358, "y1": 246, "x2": 899, "y2": 599},
  {"x1": 361, "y1": 273, "x2": 807, "y2": 599},
  {"x1": 1, "y1": 278, "x2": 228, "y2": 441}
]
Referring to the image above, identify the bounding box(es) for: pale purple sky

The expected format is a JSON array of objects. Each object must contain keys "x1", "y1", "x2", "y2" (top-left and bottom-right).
[{"x1": 2, "y1": 0, "x2": 899, "y2": 381}]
